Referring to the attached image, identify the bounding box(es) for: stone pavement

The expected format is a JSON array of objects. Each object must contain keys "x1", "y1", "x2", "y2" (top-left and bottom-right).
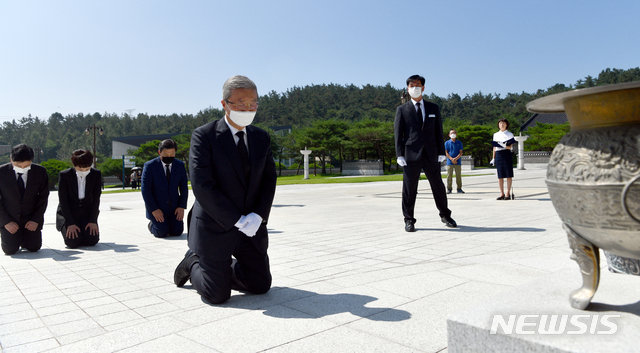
[{"x1": 1, "y1": 167, "x2": 575, "y2": 352}]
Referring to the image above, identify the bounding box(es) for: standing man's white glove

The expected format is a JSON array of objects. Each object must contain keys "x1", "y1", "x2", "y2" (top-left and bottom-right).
[
  {"x1": 238, "y1": 212, "x2": 262, "y2": 237},
  {"x1": 438, "y1": 155, "x2": 446, "y2": 163},
  {"x1": 396, "y1": 156, "x2": 407, "y2": 167},
  {"x1": 490, "y1": 159, "x2": 495, "y2": 166},
  {"x1": 235, "y1": 215, "x2": 249, "y2": 229}
]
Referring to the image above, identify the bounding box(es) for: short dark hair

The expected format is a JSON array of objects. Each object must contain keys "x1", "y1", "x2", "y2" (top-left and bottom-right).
[
  {"x1": 10, "y1": 144, "x2": 34, "y2": 162},
  {"x1": 71, "y1": 149, "x2": 93, "y2": 168},
  {"x1": 498, "y1": 118, "x2": 510, "y2": 129},
  {"x1": 158, "y1": 139, "x2": 177, "y2": 152},
  {"x1": 406, "y1": 75, "x2": 425, "y2": 86}
]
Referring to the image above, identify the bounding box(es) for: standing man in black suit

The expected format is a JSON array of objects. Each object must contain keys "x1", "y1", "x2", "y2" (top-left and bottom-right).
[
  {"x1": 56, "y1": 149, "x2": 102, "y2": 248},
  {"x1": 0, "y1": 144, "x2": 49, "y2": 255},
  {"x1": 394, "y1": 75, "x2": 457, "y2": 232},
  {"x1": 174, "y1": 75, "x2": 277, "y2": 304}
]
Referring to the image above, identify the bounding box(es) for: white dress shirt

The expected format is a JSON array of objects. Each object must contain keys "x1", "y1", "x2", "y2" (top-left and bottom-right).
[
  {"x1": 493, "y1": 130, "x2": 515, "y2": 151},
  {"x1": 14, "y1": 170, "x2": 28, "y2": 188},
  {"x1": 411, "y1": 98, "x2": 425, "y2": 122},
  {"x1": 224, "y1": 114, "x2": 249, "y2": 151},
  {"x1": 77, "y1": 172, "x2": 88, "y2": 200}
]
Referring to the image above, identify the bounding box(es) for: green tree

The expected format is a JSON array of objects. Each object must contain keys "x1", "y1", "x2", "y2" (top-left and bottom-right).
[
  {"x1": 41, "y1": 159, "x2": 71, "y2": 190},
  {"x1": 132, "y1": 140, "x2": 162, "y2": 166},
  {"x1": 525, "y1": 122, "x2": 570, "y2": 151},
  {"x1": 457, "y1": 125, "x2": 494, "y2": 166},
  {"x1": 100, "y1": 157, "x2": 127, "y2": 180}
]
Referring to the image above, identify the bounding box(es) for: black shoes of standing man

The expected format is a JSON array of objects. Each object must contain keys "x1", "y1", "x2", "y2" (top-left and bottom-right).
[
  {"x1": 404, "y1": 215, "x2": 457, "y2": 232},
  {"x1": 441, "y1": 215, "x2": 457, "y2": 228},
  {"x1": 174, "y1": 250, "x2": 199, "y2": 287},
  {"x1": 404, "y1": 219, "x2": 416, "y2": 232}
]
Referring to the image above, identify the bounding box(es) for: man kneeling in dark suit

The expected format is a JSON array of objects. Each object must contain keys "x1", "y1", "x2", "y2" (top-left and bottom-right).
[
  {"x1": 0, "y1": 144, "x2": 49, "y2": 255},
  {"x1": 174, "y1": 75, "x2": 277, "y2": 304},
  {"x1": 56, "y1": 149, "x2": 102, "y2": 248},
  {"x1": 141, "y1": 139, "x2": 188, "y2": 238}
]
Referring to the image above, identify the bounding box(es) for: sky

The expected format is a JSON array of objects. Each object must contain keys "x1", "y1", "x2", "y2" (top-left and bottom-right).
[{"x1": 1, "y1": 0, "x2": 638, "y2": 121}]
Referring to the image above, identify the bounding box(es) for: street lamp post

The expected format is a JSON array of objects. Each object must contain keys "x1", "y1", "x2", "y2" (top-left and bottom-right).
[{"x1": 85, "y1": 124, "x2": 104, "y2": 167}]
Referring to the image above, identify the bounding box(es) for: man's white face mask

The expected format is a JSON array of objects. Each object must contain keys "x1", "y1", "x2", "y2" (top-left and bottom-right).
[
  {"x1": 76, "y1": 170, "x2": 91, "y2": 177},
  {"x1": 229, "y1": 110, "x2": 256, "y2": 127},
  {"x1": 13, "y1": 165, "x2": 31, "y2": 174},
  {"x1": 450, "y1": 134, "x2": 456, "y2": 139},
  {"x1": 408, "y1": 86, "x2": 423, "y2": 99}
]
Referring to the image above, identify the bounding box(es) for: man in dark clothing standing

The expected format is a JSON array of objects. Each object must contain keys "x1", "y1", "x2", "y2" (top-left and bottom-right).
[{"x1": 394, "y1": 75, "x2": 456, "y2": 232}]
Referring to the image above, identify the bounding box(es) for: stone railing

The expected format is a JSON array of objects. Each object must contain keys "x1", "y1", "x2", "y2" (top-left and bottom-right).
[
  {"x1": 342, "y1": 160, "x2": 384, "y2": 176},
  {"x1": 523, "y1": 151, "x2": 551, "y2": 164}
]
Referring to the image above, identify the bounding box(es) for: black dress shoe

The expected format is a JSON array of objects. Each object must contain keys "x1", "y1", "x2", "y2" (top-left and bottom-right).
[
  {"x1": 174, "y1": 250, "x2": 198, "y2": 287},
  {"x1": 496, "y1": 195, "x2": 505, "y2": 200},
  {"x1": 447, "y1": 189, "x2": 452, "y2": 194},
  {"x1": 404, "y1": 219, "x2": 416, "y2": 232},
  {"x1": 441, "y1": 215, "x2": 457, "y2": 228},
  {"x1": 457, "y1": 189, "x2": 465, "y2": 194}
]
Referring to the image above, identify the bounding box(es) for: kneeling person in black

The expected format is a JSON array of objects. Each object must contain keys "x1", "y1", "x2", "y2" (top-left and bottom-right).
[
  {"x1": 0, "y1": 144, "x2": 49, "y2": 255},
  {"x1": 56, "y1": 149, "x2": 102, "y2": 248}
]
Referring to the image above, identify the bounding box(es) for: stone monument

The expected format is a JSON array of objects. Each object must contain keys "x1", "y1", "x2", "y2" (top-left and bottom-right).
[{"x1": 300, "y1": 148, "x2": 312, "y2": 180}]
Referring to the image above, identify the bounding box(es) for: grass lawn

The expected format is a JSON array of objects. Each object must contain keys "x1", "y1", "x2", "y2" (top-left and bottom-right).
[
  {"x1": 101, "y1": 173, "x2": 492, "y2": 191},
  {"x1": 276, "y1": 172, "x2": 492, "y2": 185}
]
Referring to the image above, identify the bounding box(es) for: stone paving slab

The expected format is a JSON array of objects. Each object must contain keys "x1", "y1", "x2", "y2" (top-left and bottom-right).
[{"x1": 0, "y1": 168, "x2": 581, "y2": 352}]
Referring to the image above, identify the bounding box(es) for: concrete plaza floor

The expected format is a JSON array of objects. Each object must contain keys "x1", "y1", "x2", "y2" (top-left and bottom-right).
[{"x1": 0, "y1": 167, "x2": 575, "y2": 352}]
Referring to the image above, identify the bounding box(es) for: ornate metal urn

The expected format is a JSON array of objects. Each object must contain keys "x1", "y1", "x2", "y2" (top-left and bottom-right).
[{"x1": 527, "y1": 81, "x2": 640, "y2": 310}]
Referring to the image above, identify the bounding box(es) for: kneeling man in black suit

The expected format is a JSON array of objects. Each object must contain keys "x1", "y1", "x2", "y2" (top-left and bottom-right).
[
  {"x1": 174, "y1": 75, "x2": 277, "y2": 304},
  {"x1": 0, "y1": 144, "x2": 49, "y2": 255}
]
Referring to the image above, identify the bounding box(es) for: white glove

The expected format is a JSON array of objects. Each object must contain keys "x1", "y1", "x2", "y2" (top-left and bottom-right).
[
  {"x1": 438, "y1": 155, "x2": 446, "y2": 163},
  {"x1": 490, "y1": 159, "x2": 495, "y2": 166},
  {"x1": 396, "y1": 156, "x2": 407, "y2": 167},
  {"x1": 235, "y1": 215, "x2": 249, "y2": 229},
  {"x1": 237, "y1": 212, "x2": 262, "y2": 237}
]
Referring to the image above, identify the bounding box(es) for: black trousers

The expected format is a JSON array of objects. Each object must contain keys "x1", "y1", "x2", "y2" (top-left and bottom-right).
[
  {"x1": 149, "y1": 208, "x2": 184, "y2": 238},
  {"x1": 402, "y1": 158, "x2": 451, "y2": 222},
  {"x1": 61, "y1": 222, "x2": 99, "y2": 248},
  {"x1": 189, "y1": 217, "x2": 271, "y2": 304},
  {"x1": 1, "y1": 227, "x2": 42, "y2": 255}
]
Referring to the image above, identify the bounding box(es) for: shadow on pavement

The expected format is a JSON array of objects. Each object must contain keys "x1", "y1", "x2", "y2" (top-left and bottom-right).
[
  {"x1": 587, "y1": 301, "x2": 640, "y2": 316},
  {"x1": 10, "y1": 248, "x2": 83, "y2": 261},
  {"x1": 200, "y1": 286, "x2": 412, "y2": 322},
  {"x1": 81, "y1": 242, "x2": 139, "y2": 253},
  {"x1": 417, "y1": 225, "x2": 546, "y2": 232}
]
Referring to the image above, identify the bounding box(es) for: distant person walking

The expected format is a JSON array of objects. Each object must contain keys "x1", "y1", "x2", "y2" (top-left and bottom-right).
[
  {"x1": 444, "y1": 129, "x2": 464, "y2": 194},
  {"x1": 394, "y1": 74, "x2": 456, "y2": 232},
  {"x1": 491, "y1": 119, "x2": 516, "y2": 200},
  {"x1": 0, "y1": 144, "x2": 49, "y2": 255},
  {"x1": 130, "y1": 170, "x2": 139, "y2": 189},
  {"x1": 141, "y1": 139, "x2": 188, "y2": 238},
  {"x1": 56, "y1": 150, "x2": 102, "y2": 248}
]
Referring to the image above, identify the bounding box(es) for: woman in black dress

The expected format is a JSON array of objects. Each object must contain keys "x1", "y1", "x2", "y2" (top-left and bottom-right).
[{"x1": 491, "y1": 119, "x2": 515, "y2": 200}]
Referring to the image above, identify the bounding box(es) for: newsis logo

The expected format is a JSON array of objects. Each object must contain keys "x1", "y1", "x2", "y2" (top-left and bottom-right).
[{"x1": 489, "y1": 314, "x2": 620, "y2": 335}]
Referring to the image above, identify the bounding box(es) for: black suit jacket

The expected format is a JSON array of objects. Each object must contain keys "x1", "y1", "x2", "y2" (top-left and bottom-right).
[
  {"x1": 0, "y1": 163, "x2": 49, "y2": 229},
  {"x1": 56, "y1": 168, "x2": 102, "y2": 230},
  {"x1": 394, "y1": 100, "x2": 445, "y2": 163},
  {"x1": 188, "y1": 119, "x2": 277, "y2": 254}
]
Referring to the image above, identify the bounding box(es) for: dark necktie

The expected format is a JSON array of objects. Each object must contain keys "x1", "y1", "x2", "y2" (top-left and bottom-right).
[
  {"x1": 416, "y1": 102, "x2": 424, "y2": 128},
  {"x1": 165, "y1": 164, "x2": 171, "y2": 184},
  {"x1": 17, "y1": 173, "x2": 25, "y2": 198},
  {"x1": 236, "y1": 131, "x2": 251, "y2": 182}
]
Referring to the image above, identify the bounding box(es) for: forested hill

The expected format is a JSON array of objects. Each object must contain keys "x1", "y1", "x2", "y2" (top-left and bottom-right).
[
  {"x1": 1, "y1": 67, "x2": 638, "y2": 161},
  {"x1": 256, "y1": 67, "x2": 640, "y2": 128}
]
